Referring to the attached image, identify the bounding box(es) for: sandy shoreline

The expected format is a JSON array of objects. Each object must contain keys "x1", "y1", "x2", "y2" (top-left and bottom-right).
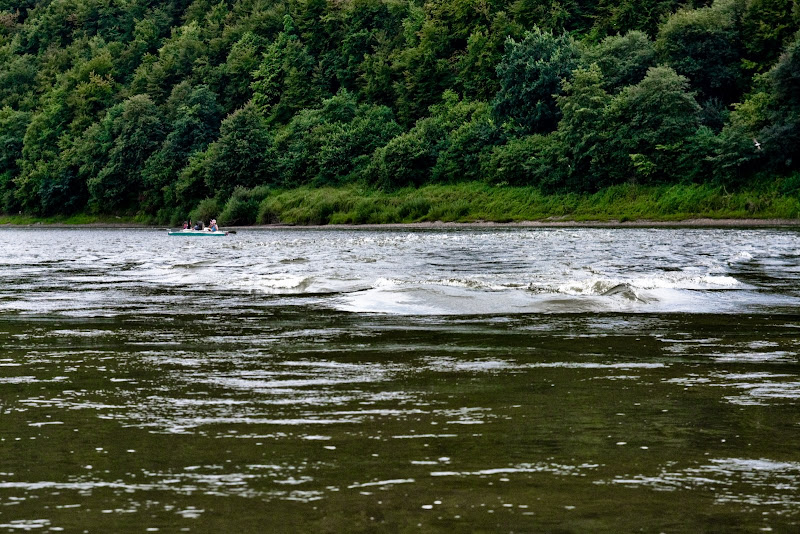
[{"x1": 2, "y1": 218, "x2": 800, "y2": 229}]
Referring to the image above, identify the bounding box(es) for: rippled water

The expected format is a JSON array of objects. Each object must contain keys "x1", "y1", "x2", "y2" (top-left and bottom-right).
[{"x1": 1, "y1": 227, "x2": 799, "y2": 531}]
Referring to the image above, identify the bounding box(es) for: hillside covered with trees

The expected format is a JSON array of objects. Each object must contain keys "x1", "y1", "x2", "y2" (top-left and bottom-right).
[{"x1": 1, "y1": 0, "x2": 799, "y2": 224}]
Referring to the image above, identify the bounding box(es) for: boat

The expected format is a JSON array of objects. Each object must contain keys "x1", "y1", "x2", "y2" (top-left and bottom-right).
[{"x1": 168, "y1": 229, "x2": 229, "y2": 236}]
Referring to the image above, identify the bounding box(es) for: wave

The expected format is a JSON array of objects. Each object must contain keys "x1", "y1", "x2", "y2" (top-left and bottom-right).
[
  {"x1": 729, "y1": 251, "x2": 755, "y2": 263},
  {"x1": 333, "y1": 271, "x2": 752, "y2": 314},
  {"x1": 547, "y1": 275, "x2": 739, "y2": 296},
  {"x1": 227, "y1": 275, "x2": 314, "y2": 294},
  {"x1": 372, "y1": 277, "x2": 509, "y2": 291}
]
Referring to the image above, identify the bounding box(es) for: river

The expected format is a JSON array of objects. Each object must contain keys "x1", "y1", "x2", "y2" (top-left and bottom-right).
[{"x1": 1, "y1": 227, "x2": 799, "y2": 531}]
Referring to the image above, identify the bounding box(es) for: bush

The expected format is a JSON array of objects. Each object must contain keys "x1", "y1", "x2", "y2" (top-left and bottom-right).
[
  {"x1": 189, "y1": 197, "x2": 220, "y2": 225},
  {"x1": 779, "y1": 173, "x2": 800, "y2": 196},
  {"x1": 219, "y1": 196, "x2": 259, "y2": 226},
  {"x1": 257, "y1": 196, "x2": 282, "y2": 224},
  {"x1": 484, "y1": 134, "x2": 559, "y2": 187}
]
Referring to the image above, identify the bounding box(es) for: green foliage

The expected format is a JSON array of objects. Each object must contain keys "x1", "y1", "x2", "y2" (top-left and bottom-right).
[
  {"x1": 771, "y1": 34, "x2": 800, "y2": 112},
  {"x1": 760, "y1": 33, "x2": 800, "y2": 170},
  {"x1": 369, "y1": 91, "x2": 497, "y2": 189},
  {"x1": 0, "y1": 53, "x2": 37, "y2": 110},
  {"x1": 314, "y1": 95, "x2": 403, "y2": 186},
  {"x1": 88, "y1": 94, "x2": 167, "y2": 212},
  {"x1": 605, "y1": 66, "x2": 703, "y2": 184},
  {"x1": 779, "y1": 172, "x2": 800, "y2": 195},
  {"x1": 0, "y1": 0, "x2": 798, "y2": 220},
  {"x1": 582, "y1": 31, "x2": 656, "y2": 91},
  {"x1": 431, "y1": 102, "x2": 501, "y2": 183},
  {"x1": 484, "y1": 134, "x2": 558, "y2": 187},
  {"x1": 189, "y1": 196, "x2": 220, "y2": 225},
  {"x1": 141, "y1": 84, "x2": 223, "y2": 213},
  {"x1": 219, "y1": 31, "x2": 265, "y2": 112},
  {"x1": 389, "y1": 0, "x2": 517, "y2": 124},
  {"x1": 511, "y1": 0, "x2": 594, "y2": 33},
  {"x1": 742, "y1": 0, "x2": 799, "y2": 70},
  {"x1": 493, "y1": 28, "x2": 580, "y2": 134},
  {"x1": 656, "y1": 0, "x2": 745, "y2": 103},
  {"x1": 270, "y1": 90, "x2": 397, "y2": 188},
  {"x1": 591, "y1": 0, "x2": 683, "y2": 38},
  {"x1": 368, "y1": 123, "x2": 439, "y2": 189},
  {"x1": 332, "y1": 0, "x2": 408, "y2": 97},
  {"x1": 0, "y1": 106, "x2": 29, "y2": 179},
  {"x1": 251, "y1": 15, "x2": 329, "y2": 124},
  {"x1": 554, "y1": 64, "x2": 613, "y2": 191},
  {"x1": 241, "y1": 182, "x2": 800, "y2": 225},
  {"x1": 131, "y1": 21, "x2": 206, "y2": 102},
  {"x1": 201, "y1": 102, "x2": 274, "y2": 194},
  {"x1": 218, "y1": 186, "x2": 263, "y2": 226},
  {"x1": 717, "y1": 33, "x2": 800, "y2": 184},
  {"x1": 455, "y1": 18, "x2": 516, "y2": 102}
]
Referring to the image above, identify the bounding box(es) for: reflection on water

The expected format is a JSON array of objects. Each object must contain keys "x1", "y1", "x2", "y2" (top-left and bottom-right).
[{"x1": 1, "y1": 227, "x2": 799, "y2": 531}]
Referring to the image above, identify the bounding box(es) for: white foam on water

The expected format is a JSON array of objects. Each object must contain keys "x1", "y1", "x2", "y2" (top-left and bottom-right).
[
  {"x1": 713, "y1": 351, "x2": 794, "y2": 364},
  {"x1": 228, "y1": 275, "x2": 313, "y2": 293},
  {"x1": 552, "y1": 274, "x2": 740, "y2": 295},
  {"x1": 600, "y1": 457, "x2": 800, "y2": 508},
  {"x1": 0, "y1": 519, "x2": 51, "y2": 530},
  {"x1": 423, "y1": 356, "x2": 514, "y2": 373},
  {"x1": 698, "y1": 275, "x2": 740, "y2": 287},
  {"x1": 337, "y1": 288, "x2": 442, "y2": 315},
  {"x1": 347, "y1": 478, "x2": 415, "y2": 489},
  {"x1": 526, "y1": 362, "x2": 666, "y2": 370},
  {"x1": 430, "y1": 462, "x2": 597, "y2": 478},
  {"x1": 392, "y1": 434, "x2": 459, "y2": 439},
  {"x1": 729, "y1": 251, "x2": 754, "y2": 263},
  {"x1": 4, "y1": 227, "x2": 800, "y2": 316}
]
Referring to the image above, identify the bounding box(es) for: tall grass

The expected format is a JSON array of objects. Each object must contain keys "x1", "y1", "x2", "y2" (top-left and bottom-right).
[
  {"x1": 250, "y1": 182, "x2": 800, "y2": 225},
  {"x1": 2, "y1": 182, "x2": 797, "y2": 226},
  {"x1": 0, "y1": 213, "x2": 145, "y2": 225}
]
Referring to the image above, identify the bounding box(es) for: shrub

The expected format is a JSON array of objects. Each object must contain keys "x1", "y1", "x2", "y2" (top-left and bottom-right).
[
  {"x1": 779, "y1": 173, "x2": 800, "y2": 196},
  {"x1": 257, "y1": 197, "x2": 282, "y2": 224},
  {"x1": 219, "y1": 196, "x2": 259, "y2": 226},
  {"x1": 189, "y1": 197, "x2": 219, "y2": 225}
]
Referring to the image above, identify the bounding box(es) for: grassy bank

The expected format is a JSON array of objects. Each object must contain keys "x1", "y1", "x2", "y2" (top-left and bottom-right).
[
  {"x1": 2, "y1": 182, "x2": 799, "y2": 227},
  {"x1": 245, "y1": 182, "x2": 800, "y2": 226},
  {"x1": 0, "y1": 213, "x2": 145, "y2": 226}
]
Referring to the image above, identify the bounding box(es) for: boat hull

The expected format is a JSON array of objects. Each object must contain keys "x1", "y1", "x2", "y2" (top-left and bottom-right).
[{"x1": 168, "y1": 230, "x2": 228, "y2": 236}]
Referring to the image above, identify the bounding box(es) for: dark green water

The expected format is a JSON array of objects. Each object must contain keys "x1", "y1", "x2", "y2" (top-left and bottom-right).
[{"x1": 1, "y1": 228, "x2": 799, "y2": 532}]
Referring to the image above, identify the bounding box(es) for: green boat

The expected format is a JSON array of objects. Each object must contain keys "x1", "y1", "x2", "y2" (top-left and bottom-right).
[{"x1": 168, "y1": 229, "x2": 229, "y2": 236}]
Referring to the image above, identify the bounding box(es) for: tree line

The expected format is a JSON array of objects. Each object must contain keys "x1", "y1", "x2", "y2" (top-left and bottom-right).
[{"x1": 0, "y1": 0, "x2": 798, "y2": 224}]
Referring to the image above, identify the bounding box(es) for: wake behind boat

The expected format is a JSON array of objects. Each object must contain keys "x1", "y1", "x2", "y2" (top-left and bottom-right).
[{"x1": 168, "y1": 229, "x2": 228, "y2": 236}]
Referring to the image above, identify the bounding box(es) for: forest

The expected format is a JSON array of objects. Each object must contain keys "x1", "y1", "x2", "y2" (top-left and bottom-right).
[{"x1": 0, "y1": 0, "x2": 799, "y2": 225}]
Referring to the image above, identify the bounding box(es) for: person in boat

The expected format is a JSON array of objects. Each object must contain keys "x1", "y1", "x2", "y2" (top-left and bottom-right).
[
  {"x1": 209, "y1": 219, "x2": 218, "y2": 232},
  {"x1": 183, "y1": 221, "x2": 188, "y2": 229},
  {"x1": 193, "y1": 220, "x2": 204, "y2": 231}
]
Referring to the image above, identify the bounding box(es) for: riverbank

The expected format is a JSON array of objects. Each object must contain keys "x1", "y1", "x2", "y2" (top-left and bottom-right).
[
  {"x1": 3, "y1": 219, "x2": 799, "y2": 229},
  {"x1": 2, "y1": 182, "x2": 799, "y2": 228},
  {"x1": 265, "y1": 218, "x2": 800, "y2": 228},
  {"x1": 214, "y1": 182, "x2": 800, "y2": 226}
]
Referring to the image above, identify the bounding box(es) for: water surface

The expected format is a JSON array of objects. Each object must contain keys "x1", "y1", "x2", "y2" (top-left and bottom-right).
[{"x1": 1, "y1": 227, "x2": 799, "y2": 531}]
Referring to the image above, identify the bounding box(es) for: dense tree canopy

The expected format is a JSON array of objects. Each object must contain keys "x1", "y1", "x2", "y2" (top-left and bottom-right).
[{"x1": 0, "y1": 0, "x2": 798, "y2": 222}]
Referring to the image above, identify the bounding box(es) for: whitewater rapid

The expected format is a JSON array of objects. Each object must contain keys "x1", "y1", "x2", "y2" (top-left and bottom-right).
[{"x1": 2, "y1": 227, "x2": 799, "y2": 316}]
